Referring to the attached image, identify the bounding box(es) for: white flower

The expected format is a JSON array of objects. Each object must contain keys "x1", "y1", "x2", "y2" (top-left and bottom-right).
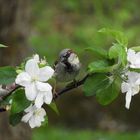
[
  {"x1": 127, "y1": 49, "x2": 140, "y2": 68},
  {"x1": 33, "y1": 54, "x2": 40, "y2": 63},
  {"x1": 121, "y1": 71, "x2": 140, "y2": 109},
  {"x1": 33, "y1": 54, "x2": 47, "y2": 65},
  {"x1": 22, "y1": 104, "x2": 46, "y2": 128},
  {"x1": 35, "y1": 82, "x2": 53, "y2": 108},
  {"x1": 15, "y1": 55, "x2": 54, "y2": 107}
]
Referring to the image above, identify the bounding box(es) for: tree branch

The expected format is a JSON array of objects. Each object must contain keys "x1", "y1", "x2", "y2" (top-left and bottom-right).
[
  {"x1": 53, "y1": 74, "x2": 89, "y2": 100},
  {"x1": 1, "y1": 85, "x2": 21, "y2": 100},
  {"x1": 0, "y1": 74, "x2": 89, "y2": 112},
  {"x1": 0, "y1": 85, "x2": 21, "y2": 112}
]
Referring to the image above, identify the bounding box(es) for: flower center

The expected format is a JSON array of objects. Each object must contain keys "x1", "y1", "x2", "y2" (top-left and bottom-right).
[
  {"x1": 34, "y1": 109, "x2": 42, "y2": 116},
  {"x1": 32, "y1": 76, "x2": 38, "y2": 82}
]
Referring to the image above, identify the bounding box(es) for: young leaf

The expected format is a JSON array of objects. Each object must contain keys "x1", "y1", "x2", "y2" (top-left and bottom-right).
[
  {"x1": 0, "y1": 66, "x2": 17, "y2": 84},
  {"x1": 119, "y1": 45, "x2": 127, "y2": 67},
  {"x1": 108, "y1": 43, "x2": 127, "y2": 67},
  {"x1": 9, "y1": 112, "x2": 23, "y2": 126},
  {"x1": 98, "y1": 28, "x2": 128, "y2": 46},
  {"x1": 85, "y1": 47, "x2": 108, "y2": 59},
  {"x1": 96, "y1": 77, "x2": 121, "y2": 105},
  {"x1": 10, "y1": 89, "x2": 31, "y2": 114},
  {"x1": 48, "y1": 102, "x2": 59, "y2": 115},
  {"x1": 83, "y1": 74, "x2": 109, "y2": 96},
  {"x1": 88, "y1": 60, "x2": 116, "y2": 73},
  {"x1": 0, "y1": 44, "x2": 8, "y2": 48},
  {"x1": 9, "y1": 89, "x2": 31, "y2": 126},
  {"x1": 42, "y1": 116, "x2": 48, "y2": 126},
  {"x1": 109, "y1": 43, "x2": 120, "y2": 59}
]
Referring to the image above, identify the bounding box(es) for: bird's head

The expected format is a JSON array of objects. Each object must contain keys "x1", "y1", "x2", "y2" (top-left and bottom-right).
[{"x1": 59, "y1": 49, "x2": 80, "y2": 65}]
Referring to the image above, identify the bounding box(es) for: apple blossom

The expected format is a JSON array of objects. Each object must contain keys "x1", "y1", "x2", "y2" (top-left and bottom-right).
[
  {"x1": 22, "y1": 104, "x2": 46, "y2": 128},
  {"x1": 15, "y1": 55, "x2": 54, "y2": 108},
  {"x1": 33, "y1": 54, "x2": 47, "y2": 66},
  {"x1": 33, "y1": 54, "x2": 40, "y2": 63},
  {"x1": 127, "y1": 49, "x2": 140, "y2": 68},
  {"x1": 35, "y1": 82, "x2": 53, "y2": 108},
  {"x1": 121, "y1": 71, "x2": 140, "y2": 109}
]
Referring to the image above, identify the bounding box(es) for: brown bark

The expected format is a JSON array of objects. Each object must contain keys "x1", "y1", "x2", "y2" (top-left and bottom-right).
[
  {"x1": 0, "y1": 0, "x2": 31, "y2": 66},
  {"x1": 0, "y1": 0, "x2": 31, "y2": 140}
]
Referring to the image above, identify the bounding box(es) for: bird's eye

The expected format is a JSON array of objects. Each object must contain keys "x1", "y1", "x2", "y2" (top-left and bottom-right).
[{"x1": 63, "y1": 54, "x2": 67, "y2": 57}]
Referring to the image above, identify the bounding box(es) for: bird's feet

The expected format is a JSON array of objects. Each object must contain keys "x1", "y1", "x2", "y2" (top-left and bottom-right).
[{"x1": 66, "y1": 79, "x2": 78, "y2": 88}]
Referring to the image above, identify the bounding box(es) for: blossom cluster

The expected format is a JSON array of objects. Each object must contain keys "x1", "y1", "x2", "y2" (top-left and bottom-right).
[
  {"x1": 5, "y1": 49, "x2": 140, "y2": 127},
  {"x1": 15, "y1": 55, "x2": 54, "y2": 128},
  {"x1": 121, "y1": 49, "x2": 140, "y2": 109}
]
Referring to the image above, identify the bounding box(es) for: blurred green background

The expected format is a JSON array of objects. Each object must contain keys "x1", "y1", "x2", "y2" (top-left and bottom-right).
[
  {"x1": 30, "y1": 0, "x2": 140, "y2": 139},
  {"x1": 1, "y1": 0, "x2": 140, "y2": 140}
]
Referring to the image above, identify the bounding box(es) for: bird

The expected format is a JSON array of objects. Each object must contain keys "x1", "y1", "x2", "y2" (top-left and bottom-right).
[{"x1": 54, "y1": 48, "x2": 81, "y2": 83}]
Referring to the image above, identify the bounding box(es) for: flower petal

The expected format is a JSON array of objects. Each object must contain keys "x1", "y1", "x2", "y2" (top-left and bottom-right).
[
  {"x1": 44, "y1": 90, "x2": 53, "y2": 105},
  {"x1": 38, "y1": 108, "x2": 46, "y2": 117},
  {"x1": 35, "y1": 93, "x2": 44, "y2": 108},
  {"x1": 36, "y1": 82, "x2": 52, "y2": 92},
  {"x1": 126, "y1": 71, "x2": 140, "y2": 84},
  {"x1": 25, "y1": 59, "x2": 40, "y2": 78},
  {"x1": 24, "y1": 104, "x2": 36, "y2": 113},
  {"x1": 25, "y1": 83, "x2": 37, "y2": 101},
  {"x1": 121, "y1": 82, "x2": 129, "y2": 93},
  {"x1": 34, "y1": 116, "x2": 42, "y2": 127},
  {"x1": 33, "y1": 54, "x2": 40, "y2": 63},
  {"x1": 127, "y1": 49, "x2": 136, "y2": 64},
  {"x1": 21, "y1": 112, "x2": 32, "y2": 123},
  {"x1": 132, "y1": 85, "x2": 139, "y2": 95},
  {"x1": 135, "y1": 52, "x2": 140, "y2": 68},
  {"x1": 127, "y1": 49, "x2": 140, "y2": 68},
  {"x1": 29, "y1": 116, "x2": 36, "y2": 128},
  {"x1": 38, "y1": 66, "x2": 54, "y2": 82},
  {"x1": 125, "y1": 90, "x2": 132, "y2": 109},
  {"x1": 136, "y1": 78, "x2": 140, "y2": 85},
  {"x1": 15, "y1": 72, "x2": 31, "y2": 87}
]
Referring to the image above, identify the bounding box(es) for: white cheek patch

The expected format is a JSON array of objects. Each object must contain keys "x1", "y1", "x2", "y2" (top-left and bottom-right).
[{"x1": 68, "y1": 54, "x2": 79, "y2": 65}]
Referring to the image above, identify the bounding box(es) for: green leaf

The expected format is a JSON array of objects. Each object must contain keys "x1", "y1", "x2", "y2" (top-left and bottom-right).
[
  {"x1": 85, "y1": 47, "x2": 108, "y2": 59},
  {"x1": 48, "y1": 102, "x2": 59, "y2": 115},
  {"x1": 119, "y1": 45, "x2": 127, "y2": 67},
  {"x1": 98, "y1": 28, "x2": 127, "y2": 66},
  {"x1": 129, "y1": 68, "x2": 140, "y2": 73},
  {"x1": 9, "y1": 112, "x2": 23, "y2": 126},
  {"x1": 108, "y1": 43, "x2": 127, "y2": 67},
  {"x1": 11, "y1": 89, "x2": 31, "y2": 114},
  {"x1": 98, "y1": 28, "x2": 128, "y2": 46},
  {"x1": 83, "y1": 74, "x2": 109, "y2": 96},
  {"x1": 0, "y1": 44, "x2": 8, "y2": 48},
  {"x1": 9, "y1": 89, "x2": 31, "y2": 126},
  {"x1": 88, "y1": 60, "x2": 116, "y2": 73},
  {"x1": 0, "y1": 94, "x2": 13, "y2": 106},
  {"x1": 109, "y1": 43, "x2": 120, "y2": 59},
  {"x1": 42, "y1": 116, "x2": 48, "y2": 126},
  {"x1": 96, "y1": 77, "x2": 121, "y2": 105},
  {"x1": 0, "y1": 66, "x2": 17, "y2": 84}
]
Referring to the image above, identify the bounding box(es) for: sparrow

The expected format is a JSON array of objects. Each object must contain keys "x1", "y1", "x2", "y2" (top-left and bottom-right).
[{"x1": 54, "y1": 49, "x2": 81, "y2": 82}]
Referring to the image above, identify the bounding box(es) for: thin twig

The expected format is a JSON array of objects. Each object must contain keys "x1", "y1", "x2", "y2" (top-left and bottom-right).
[
  {"x1": 2, "y1": 85, "x2": 21, "y2": 100},
  {"x1": 53, "y1": 74, "x2": 89, "y2": 100},
  {"x1": 0, "y1": 74, "x2": 89, "y2": 112},
  {"x1": 0, "y1": 85, "x2": 21, "y2": 112}
]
